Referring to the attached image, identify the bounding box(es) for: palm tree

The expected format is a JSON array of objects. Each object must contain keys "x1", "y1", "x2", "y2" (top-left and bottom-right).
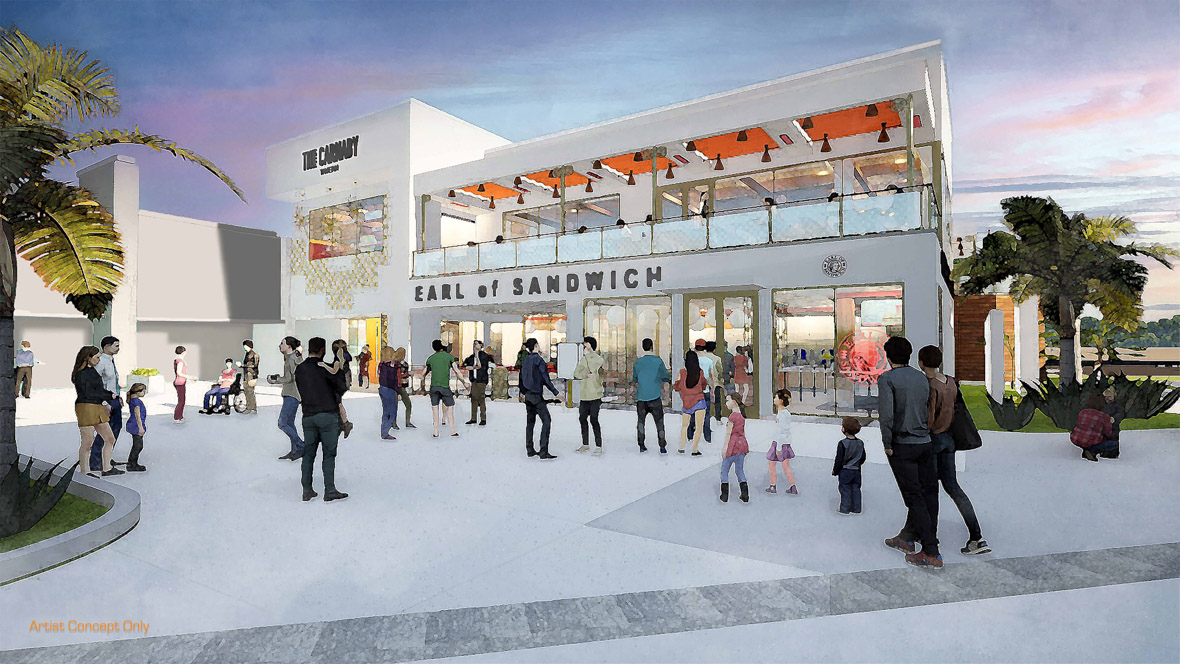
[
  {"x1": 0, "y1": 28, "x2": 243, "y2": 485},
  {"x1": 954, "y1": 196, "x2": 1176, "y2": 384}
]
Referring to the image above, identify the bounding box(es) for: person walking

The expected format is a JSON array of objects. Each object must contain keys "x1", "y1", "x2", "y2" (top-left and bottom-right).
[
  {"x1": 879, "y1": 336, "x2": 942, "y2": 570},
  {"x1": 237, "y1": 340, "x2": 260, "y2": 414},
  {"x1": 520, "y1": 337, "x2": 560, "y2": 459},
  {"x1": 573, "y1": 336, "x2": 605, "y2": 455},
  {"x1": 73, "y1": 346, "x2": 120, "y2": 477},
  {"x1": 268, "y1": 336, "x2": 304, "y2": 461},
  {"x1": 295, "y1": 337, "x2": 348, "y2": 502},
  {"x1": 832, "y1": 417, "x2": 866, "y2": 514},
  {"x1": 674, "y1": 350, "x2": 708, "y2": 456},
  {"x1": 919, "y1": 345, "x2": 990, "y2": 554},
  {"x1": 686, "y1": 339, "x2": 715, "y2": 443},
  {"x1": 733, "y1": 346, "x2": 753, "y2": 405},
  {"x1": 124, "y1": 383, "x2": 149, "y2": 472},
  {"x1": 633, "y1": 338, "x2": 671, "y2": 453},
  {"x1": 392, "y1": 346, "x2": 415, "y2": 429},
  {"x1": 765, "y1": 389, "x2": 798, "y2": 494},
  {"x1": 718, "y1": 393, "x2": 751, "y2": 503},
  {"x1": 704, "y1": 341, "x2": 725, "y2": 423},
  {"x1": 463, "y1": 340, "x2": 492, "y2": 425},
  {"x1": 172, "y1": 346, "x2": 197, "y2": 424},
  {"x1": 89, "y1": 336, "x2": 125, "y2": 471},
  {"x1": 14, "y1": 340, "x2": 36, "y2": 398},
  {"x1": 357, "y1": 344, "x2": 372, "y2": 389},
  {"x1": 424, "y1": 339, "x2": 468, "y2": 438},
  {"x1": 377, "y1": 346, "x2": 399, "y2": 440}
]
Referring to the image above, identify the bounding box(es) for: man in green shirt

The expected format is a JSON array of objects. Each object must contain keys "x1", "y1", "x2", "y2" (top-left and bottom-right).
[{"x1": 423, "y1": 339, "x2": 469, "y2": 438}]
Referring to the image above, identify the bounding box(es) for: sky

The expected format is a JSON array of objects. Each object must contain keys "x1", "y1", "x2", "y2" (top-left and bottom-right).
[{"x1": 9, "y1": 0, "x2": 1180, "y2": 319}]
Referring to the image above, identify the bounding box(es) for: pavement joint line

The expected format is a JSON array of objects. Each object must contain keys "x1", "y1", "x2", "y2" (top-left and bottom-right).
[{"x1": 7, "y1": 541, "x2": 1176, "y2": 664}]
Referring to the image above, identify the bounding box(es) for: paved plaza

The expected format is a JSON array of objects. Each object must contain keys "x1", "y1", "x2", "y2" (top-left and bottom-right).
[{"x1": 3, "y1": 387, "x2": 1178, "y2": 661}]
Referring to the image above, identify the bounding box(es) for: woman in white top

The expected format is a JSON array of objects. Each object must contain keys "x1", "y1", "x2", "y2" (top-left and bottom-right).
[{"x1": 765, "y1": 389, "x2": 798, "y2": 494}]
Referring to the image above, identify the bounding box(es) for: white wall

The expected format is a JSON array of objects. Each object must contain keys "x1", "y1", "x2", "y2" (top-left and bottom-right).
[{"x1": 13, "y1": 317, "x2": 93, "y2": 389}]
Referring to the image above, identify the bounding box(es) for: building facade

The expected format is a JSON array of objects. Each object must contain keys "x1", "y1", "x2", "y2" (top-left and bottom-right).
[{"x1": 268, "y1": 42, "x2": 957, "y2": 418}]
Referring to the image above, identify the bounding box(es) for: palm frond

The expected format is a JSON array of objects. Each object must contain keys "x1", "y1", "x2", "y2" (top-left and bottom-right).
[
  {"x1": 1083, "y1": 215, "x2": 1136, "y2": 243},
  {"x1": 58, "y1": 127, "x2": 246, "y2": 202},
  {"x1": 0, "y1": 27, "x2": 118, "y2": 123},
  {"x1": 7, "y1": 179, "x2": 123, "y2": 319},
  {"x1": 0, "y1": 121, "x2": 65, "y2": 193}
]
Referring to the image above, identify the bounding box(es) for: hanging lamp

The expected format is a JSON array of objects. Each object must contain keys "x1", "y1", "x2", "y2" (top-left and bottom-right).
[
  {"x1": 820, "y1": 134, "x2": 831, "y2": 153},
  {"x1": 477, "y1": 183, "x2": 485, "y2": 193},
  {"x1": 761, "y1": 144, "x2": 772, "y2": 162},
  {"x1": 516, "y1": 193, "x2": 524, "y2": 205},
  {"x1": 592, "y1": 159, "x2": 603, "y2": 170},
  {"x1": 488, "y1": 197, "x2": 495, "y2": 210},
  {"x1": 585, "y1": 180, "x2": 594, "y2": 193},
  {"x1": 800, "y1": 117, "x2": 814, "y2": 130},
  {"x1": 865, "y1": 103, "x2": 879, "y2": 117},
  {"x1": 877, "y1": 122, "x2": 889, "y2": 143},
  {"x1": 626, "y1": 171, "x2": 636, "y2": 185},
  {"x1": 736, "y1": 129, "x2": 748, "y2": 142},
  {"x1": 714, "y1": 153, "x2": 724, "y2": 170},
  {"x1": 665, "y1": 163, "x2": 675, "y2": 179},
  {"x1": 685, "y1": 140, "x2": 697, "y2": 152}
]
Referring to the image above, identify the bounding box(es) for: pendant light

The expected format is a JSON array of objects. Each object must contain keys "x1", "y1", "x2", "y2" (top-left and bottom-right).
[
  {"x1": 592, "y1": 159, "x2": 603, "y2": 170},
  {"x1": 552, "y1": 185, "x2": 560, "y2": 199},
  {"x1": 736, "y1": 129, "x2": 748, "y2": 142},
  {"x1": 477, "y1": 183, "x2": 485, "y2": 193},
  {"x1": 488, "y1": 197, "x2": 495, "y2": 210},
  {"x1": 585, "y1": 180, "x2": 594, "y2": 193},
  {"x1": 865, "y1": 103, "x2": 879, "y2": 118},
  {"x1": 633, "y1": 151, "x2": 644, "y2": 162},
  {"x1": 685, "y1": 140, "x2": 697, "y2": 152},
  {"x1": 800, "y1": 117, "x2": 814, "y2": 130},
  {"x1": 447, "y1": 190, "x2": 456, "y2": 198},
  {"x1": 516, "y1": 193, "x2": 524, "y2": 205},
  {"x1": 820, "y1": 134, "x2": 831, "y2": 153},
  {"x1": 513, "y1": 176, "x2": 522, "y2": 186},
  {"x1": 877, "y1": 122, "x2": 889, "y2": 143},
  {"x1": 761, "y1": 144, "x2": 772, "y2": 163},
  {"x1": 665, "y1": 163, "x2": 675, "y2": 179},
  {"x1": 548, "y1": 169, "x2": 556, "y2": 178},
  {"x1": 626, "y1": 171, "x2": 636, "y2": 185},
  {"x1": 714, "y1": 153, "x2": 724, "y2": 171}
]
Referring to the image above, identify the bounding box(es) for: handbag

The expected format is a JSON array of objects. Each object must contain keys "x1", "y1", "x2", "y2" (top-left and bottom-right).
[
  {"x1": 783, "y1": 443, "x2": 795, "y2": 459},
  {"x1": 948, "y1": 377, "x2": 982, "y2": 451}
]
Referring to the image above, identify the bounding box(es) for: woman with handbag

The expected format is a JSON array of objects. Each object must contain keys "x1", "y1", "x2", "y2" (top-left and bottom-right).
[{"x1": 765, "y1": 389, "x2": 798, "y2": 495}]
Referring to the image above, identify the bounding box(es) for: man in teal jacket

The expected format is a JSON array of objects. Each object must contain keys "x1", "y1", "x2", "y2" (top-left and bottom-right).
[{"x1": 632, "y1": 337, "x2": 671, "y2": 453}]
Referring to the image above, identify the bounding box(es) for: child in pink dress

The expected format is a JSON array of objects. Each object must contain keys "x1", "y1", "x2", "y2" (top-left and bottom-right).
[{"x1": 719, "y1": 393, "x2": 751, "y2": 503}]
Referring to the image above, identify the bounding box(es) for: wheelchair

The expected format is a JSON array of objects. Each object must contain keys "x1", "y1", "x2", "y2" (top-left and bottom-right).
[{"x1": 199, "y1": 374, "x2": 249, "y2": 415}]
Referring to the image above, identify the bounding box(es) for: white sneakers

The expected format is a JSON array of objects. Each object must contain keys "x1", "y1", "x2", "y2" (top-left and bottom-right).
[
  {"x1": 575, "y1": 445, "x2": 591, "y2": 453},
  {"x1": 575, "y1": 445, "x2": 604, "y2": 456},
  {"x1": 592, "y1": 447, "x2": 604, "y2": 456}
]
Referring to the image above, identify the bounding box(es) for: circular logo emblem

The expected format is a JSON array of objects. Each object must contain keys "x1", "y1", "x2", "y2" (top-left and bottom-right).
[
  {"x1": 821, "y1": 254, "x2": 847, "y2": 278},
  {"x1": 836, "y1": 329, "x2": 889, "y2": 385}
]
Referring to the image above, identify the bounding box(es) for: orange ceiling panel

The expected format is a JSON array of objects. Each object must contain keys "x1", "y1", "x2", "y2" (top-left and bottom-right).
[
  {"x1": 692, "y1": 128, "x2": 779, "y2": 160},
  {"x1": 460, "y1": 183, "x2": 518, "y2": 200},
  {"x1": 802, "y1": 105, "x2": 903, "y2": 141},
  {"x1": 600, "y1": 154, "x2": 678, "y2": 176},
  {"x1": 524, "y1": 170, "x2": 590, "y2": 188}
]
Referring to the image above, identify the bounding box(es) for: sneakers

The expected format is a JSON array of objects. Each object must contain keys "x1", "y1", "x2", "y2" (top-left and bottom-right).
[
  {"x1": 592, "y1": 447, "x2": 604, "y2": 456},
  {"x1": 1081, "y1": 448, "x2": 1099, "y2": 462},
  {"x1": 391, "y1": 424, "x2": 400, "y2": 431},
  {"x1": 785, "y1": 485, "x2": 798, "y2": 495},
  {"x1": 691, "y1": 451, "x2": 703, "y2": 457},
  {"x1": 905, "y1": 552, "x2": 944, "y2": 569},
  {"x1": 678, "y1": 449, "x2": 686, "y2": 454},
  {"x1": 574, "y1": 445, "x2": 591, "y2": 453},
  {"x1": 884, "y1": 537, "x2": 917, "y2": 554},
  {"x1": 961, "y1": 539, "x2": 992, "y2": 555},
  {"x1": 638, "y1": 445, "x2": 648, "y2": 453},
  {"x1": 406, "y1": 423, "x2": 417, "y2": 429},
  {"x1": 659, "y1": 448, "x2": 667, "y2": 455},
  {"x1": 765, "y1": 485, "x2": 777, "y2": 494}
]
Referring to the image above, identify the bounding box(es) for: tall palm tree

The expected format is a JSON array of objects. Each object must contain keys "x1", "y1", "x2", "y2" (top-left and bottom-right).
[
  {"x1": 954, "y1": 196, "x2": 1176, "y2": 384},
  {"x1": 0, "y1": 27, "x2": 244, "y2": 482}
]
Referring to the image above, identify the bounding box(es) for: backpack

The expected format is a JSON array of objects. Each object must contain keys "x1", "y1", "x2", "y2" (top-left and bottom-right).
[{"x1": 947, "y1": 376, "x2": 982, "y2": 451}]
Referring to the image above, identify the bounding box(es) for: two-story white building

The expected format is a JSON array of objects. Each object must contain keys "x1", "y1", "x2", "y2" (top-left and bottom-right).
[{"x1": 265, "y1": 41, "x2": 956, "y2": 418}]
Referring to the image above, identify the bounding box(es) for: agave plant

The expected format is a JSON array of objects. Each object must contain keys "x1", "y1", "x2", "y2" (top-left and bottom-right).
[
  {"x1": 1106, "y1": 374, "x2": 1180, "y2": 419},
  {"x1": 1021, "y1": 372, "x2": 1108, "y2": 430},
  {"x1": 985, "y1": 392, "x2": 1037, "y2": 431},
  {"x1": 0, "y1": 458, "x2": 78, "y2": 538}
]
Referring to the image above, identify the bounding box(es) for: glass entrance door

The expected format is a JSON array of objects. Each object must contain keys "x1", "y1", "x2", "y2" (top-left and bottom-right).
[{"x1": 684, "y1": 291, "x2": 758, "y2": 415}]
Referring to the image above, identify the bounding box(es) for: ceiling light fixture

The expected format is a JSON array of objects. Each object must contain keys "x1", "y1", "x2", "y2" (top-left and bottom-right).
[
  {"x1": 488, "y1": 197, "x2": 495, "y2": 209},
  {"x1": 685, "y1": 140, "x2": 697, "y2": 152},
  {"x1": 820, "y1": 134, "x2": 831, "y2": 153},
  {"x1": 447, "y1": 190, "x2": 456, "y2": 198},
  {"x1": 736, "y1": 129, "x2": 748, "y2": 142},
  {"x1": 592, "y1": 159, "x2": 603, "y2": 170},
  {"x1": 516, "y1": 193, "x2": 524, "y2": 204},
  {"x1": 878, "y1": 122, "x2": 889, "y2": 143},
  {"x1": 714, "y1": 154, "x2": 724, "y2": 171},
  {"x1": 477, "y1": 183, "x2": 485, "y2": 193},
  {"x1": 665, "y1": 163, "x2": 675, "y2": 179},
  {"x1": 865, "y1": 103, "x2": 879, "y2": 117},
  {"x1": 585, "y1": 180, "x2": 594, "y2": 193},
  {"x1": 800, "y1": 117, "x2": 814, "y2": 130},
  {"x1": 552, "y1": 186, "x2": 560, "y2": 199},
  {"x1": 513, "y1": 176, "x2": 522, "y2": 186},
  {"x1": 548, "y1": 169, "x2": 556, "y2": 178},
  {"x1": 761, "y1": 144, "x2": 772, "y2": 163},
  {"x1": 633, "y1": 151, "x2": 644, "y2": 162},
  {"x1": 626, "y1": 171, "x2": 636, "y2": 185}
]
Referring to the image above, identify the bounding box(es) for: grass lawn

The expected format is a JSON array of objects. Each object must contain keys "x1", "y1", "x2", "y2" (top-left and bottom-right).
[
  {"x1": 0, "y1": 491, "x2": 109, "y2": 554},
  {"x1": 960, "y1": 384, "x2": 1180, "y2": 433}
]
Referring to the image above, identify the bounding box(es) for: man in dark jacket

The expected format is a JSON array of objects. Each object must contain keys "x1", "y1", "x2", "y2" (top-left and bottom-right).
[
  {"x1": 463, "y1": 340, "x2": 493, "y2": 425},
  {"x1": 878, "y1": 336, "x2": 941, "y2": 569},
  {"x1": 520, "y1": 338, "x2": 560, "y2": 459},
  {"x1": 295, "y1": 337, "x2": 349, "y2": 503}
]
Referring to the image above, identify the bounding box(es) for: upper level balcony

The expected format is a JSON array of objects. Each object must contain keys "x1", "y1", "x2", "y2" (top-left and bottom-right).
[{"x1": 413, "y1": 183, "x2": 941, "y2": 277}]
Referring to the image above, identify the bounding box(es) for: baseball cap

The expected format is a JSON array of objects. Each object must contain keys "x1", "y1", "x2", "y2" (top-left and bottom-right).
[{"x1": 694, "y1": 338, "x2": 706, "y2": 348}]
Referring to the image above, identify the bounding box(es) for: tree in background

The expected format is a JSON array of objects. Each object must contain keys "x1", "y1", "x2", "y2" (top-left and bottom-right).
[
  {"x1": 0, "y1": 28, "x2": 243, "y2": 532},
  {"x1": 954, "y1": 196, "x2": 1177, "y2": 384}
]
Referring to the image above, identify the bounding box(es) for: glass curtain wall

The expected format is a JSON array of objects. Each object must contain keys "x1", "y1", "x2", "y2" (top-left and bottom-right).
[
  {"x1": 774, "y1": 284, "x2": 904, "y2": 417},
  {"x1": 584, "y1": 296, "x2": 673, "y2": 406}
]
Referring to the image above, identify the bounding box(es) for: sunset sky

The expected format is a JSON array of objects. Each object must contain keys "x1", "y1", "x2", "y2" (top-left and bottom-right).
[{"x1": 11, "y1": 0, "x2": 1180, "y2": 318}]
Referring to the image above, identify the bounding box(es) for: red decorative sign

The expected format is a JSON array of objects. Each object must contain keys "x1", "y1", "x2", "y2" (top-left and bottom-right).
[{"x1": 836, "y1": 329, "x2": 889, "y2": 385}]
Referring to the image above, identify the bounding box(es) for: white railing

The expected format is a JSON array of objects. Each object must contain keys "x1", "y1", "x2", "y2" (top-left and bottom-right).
[{"x1": 413, "y1": 184, "x2": 938, "y2": 277}]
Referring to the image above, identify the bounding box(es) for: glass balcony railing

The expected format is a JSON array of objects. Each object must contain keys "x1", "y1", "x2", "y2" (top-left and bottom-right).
[{"x1": 413, "y1": 184, "x2": 938, "y2": 277}]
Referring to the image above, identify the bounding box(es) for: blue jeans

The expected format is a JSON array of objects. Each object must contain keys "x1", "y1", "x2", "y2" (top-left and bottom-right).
[
  {"x1": 379, "y1": 386, "x2": 398, "y2": 437},
  {"x1": 1083, "y1": 440, "x2": 1119, "y2": 456},
  {"x1": 838, "y1": 468, "x2": 862, "y2": 513},
  {"x1": 721, "y1": 453, "x2": 747, "y2": 483},
  {"x1": 90, "y1": 399, "x2": 122, "y2": 470},
  {"x1": 301, "y1": 412, "x2": 340, "y2": 493},
  {"x1": 278, "y1": 396, "x2": 304, "y2": 455},
  {"x1": 203, "y1": 387, "x2": 228, "y2": 410},
  {"x1": 687, "y1": 392, "x2": 712, "y2": 442}
]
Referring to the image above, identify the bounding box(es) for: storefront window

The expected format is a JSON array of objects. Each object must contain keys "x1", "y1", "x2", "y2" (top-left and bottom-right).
[
  {"x1": 841, "y1": 149, "x2": 928, "y2": 194},
  {"x1": 774, "y1": 284, "x2": 903, "y2": 417},
  {"x1": 713, "y1": 171, "x2": 774, "y2": 213},
  {"x1": 773, "y1": 162, "x2": 838, "y2": 204},
  {"x1": 584, "y1": 296, "x2": 672, "y2": 406},
  {"x1": 564, "y1": 195, "x2": 620, "y2": 230},
  {"x1": 504, "y1": 204, "x2": 562, "y2": 239},
  {"x1": 308, "y1": 195, "x2": 385, "y2": 261}
]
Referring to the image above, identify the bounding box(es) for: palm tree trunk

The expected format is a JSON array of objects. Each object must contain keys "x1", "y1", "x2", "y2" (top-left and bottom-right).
[
  {"x1": 1058, "y1": 292, "x2": 1077, "y2": 385},
  {"x1": 0, "y1": 217, "x2": 17, "y2": 477}
]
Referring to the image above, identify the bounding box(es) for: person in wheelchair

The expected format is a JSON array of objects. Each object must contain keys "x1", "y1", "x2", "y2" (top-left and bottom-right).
[{"x1": 199, "y1": 359, "x2": 237, "y2": 414}]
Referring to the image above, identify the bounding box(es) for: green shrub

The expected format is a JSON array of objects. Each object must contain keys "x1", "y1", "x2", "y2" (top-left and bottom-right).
[
  {"x1": 0, "y1": 459, "x2": 77, "y2": 539},
  {"x1": 985, "y1": 392, "x2": 1037, "y2": 431},
  {"x1": 1021, "y1": 373, "x2": 1106, "y2": 430},
  {"x1": 1107, "y1": 374, "x2": 1180, "y2": 419},
  {"x1": 130, "y1": 368, "x2": 159, "y2": 376}
]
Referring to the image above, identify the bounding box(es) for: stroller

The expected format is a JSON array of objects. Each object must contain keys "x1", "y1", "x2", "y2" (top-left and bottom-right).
[{"x1": 199, "y1": 374, "x2": 248, "y2": 415}]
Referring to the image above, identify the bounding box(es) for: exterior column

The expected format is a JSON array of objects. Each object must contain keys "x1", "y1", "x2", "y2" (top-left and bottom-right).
[
  {"x1": 564, "y1": 297, "x2": 583, "y2": 406},
  {"x1": 983, "y1": 309, "x2": 1005, "y2": 401},
  {"x1": 757, "y1": 288, "x2": 773, "y2": 418},
  {"x1": 78, "y1": 155, "x2": 139, "y2": 381},
  {"x1": 1014, "y1": 296, "x2": 1040, "y2": 388},
  {"x1": 670, "y1": 293, "x2": 684, "y2": 411}
]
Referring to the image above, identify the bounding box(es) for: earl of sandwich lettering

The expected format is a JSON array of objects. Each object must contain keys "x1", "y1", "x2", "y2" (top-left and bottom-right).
[
  {"x1": 414, "y1": 266, "x2": 663, "y2": 302},
  {"x1": 302, "y1": 135, "x2": 360, "y2": 174}
]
